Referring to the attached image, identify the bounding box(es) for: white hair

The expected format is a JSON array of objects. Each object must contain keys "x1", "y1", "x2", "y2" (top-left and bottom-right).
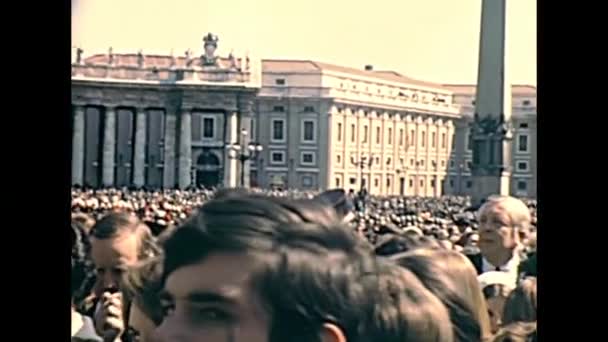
[{"x1": 478, "y1": 196, "x2": 532, "y2": 232}]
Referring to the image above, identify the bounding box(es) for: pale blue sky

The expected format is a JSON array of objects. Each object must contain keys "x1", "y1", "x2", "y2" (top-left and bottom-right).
[{"x1": 72, "y1": 0, "x2": 536, "y2": 85}]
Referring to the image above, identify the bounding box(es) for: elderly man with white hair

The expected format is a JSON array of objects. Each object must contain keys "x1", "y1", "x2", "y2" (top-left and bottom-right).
[{"x1": 466, "y1": 195, "x2": 532, "y2": 287}]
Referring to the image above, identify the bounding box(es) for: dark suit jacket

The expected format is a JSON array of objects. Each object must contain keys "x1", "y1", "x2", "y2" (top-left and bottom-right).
[
  {"x1": 465, "y1": 252, "x2": 484, "y2": 275},
  {"x1": 466, "y1": 250, "x2": 528, "y2": 279}
]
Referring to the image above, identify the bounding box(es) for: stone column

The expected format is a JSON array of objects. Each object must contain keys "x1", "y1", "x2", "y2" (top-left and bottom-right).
[
  {"x1": 223, "y1": 111, "x2": 238, "y2": 187},
  {"x1": 238, "y1": 97, "x2": 255, "y2": 188},
  {"x1": 102, "y1": 106, "x2": 116, "y2": 187},
  {"x1": 163, "y1": 113, "x2": 178, "y2": 188},
  {"x1": 318, "y1": 105, "x2": 331, "y2": 190},
  {"x1": 178, "y1": 108, "x2": 192, "y2": 189},
  {"x1": 132, "y1": 107, "x2": 147, "y2": 187},
  {"x1": 72, "y1": 105, "x2": 85, "y2": 186},
  {"x1": 471, "y1": 0, "x2": 512, "y2": 204}
]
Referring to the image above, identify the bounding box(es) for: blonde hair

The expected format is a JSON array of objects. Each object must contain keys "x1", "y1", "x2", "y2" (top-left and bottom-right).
[
  {"x1": 121, "y1": 257, "x2": 164, "y2": 325},
  {"x1": 393, "y1": 248, "x2": 493, "y2": 341},
  {"x1": 479, "y1": 196, "x2": 531, "y2": 230},
  {"x1": 478, "y1": 196, "x2": 532, "y2": 242}
]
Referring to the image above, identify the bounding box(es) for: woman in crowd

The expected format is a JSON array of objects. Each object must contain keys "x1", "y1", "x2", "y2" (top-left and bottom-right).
[
  {"x1": 393, "y1": 248, "x2": 493, "y2": 342},
  {"x1": 121, "y1": 257, "x2": 164, "y2": 342}
]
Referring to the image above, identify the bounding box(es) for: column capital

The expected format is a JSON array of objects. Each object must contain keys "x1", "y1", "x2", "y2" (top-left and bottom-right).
[{"x1": 237, "y1": 96, "x2": 255, "y2": 114}]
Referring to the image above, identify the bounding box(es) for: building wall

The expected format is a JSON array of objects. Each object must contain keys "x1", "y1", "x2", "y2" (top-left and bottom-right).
[
  {"x1": 446, "y1": 87, "x2": 537, "y2": 198},
  {"x1": 257, "y1": 62, "x2": 459, "y2": 196},
  {"x1": 254, "y1": 97, "x2": 331, "y2": 190},
  {"x1": 328, "y1": 109, "x2": 453, "y2": 196}
]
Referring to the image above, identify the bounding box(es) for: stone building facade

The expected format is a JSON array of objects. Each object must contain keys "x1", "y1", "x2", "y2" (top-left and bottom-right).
[
  {"x1": 444, "y1": 85, "x2": 537, "y2": 198},
  {"x1": 71, "y1": 35, "x2": 261, "y2": 189},
  {"x1": 254, "y1": 61, "x2": 461, "y2": 196},
  {"x1": 71, "y1": 40, "x2": 536, "y2": 197}
]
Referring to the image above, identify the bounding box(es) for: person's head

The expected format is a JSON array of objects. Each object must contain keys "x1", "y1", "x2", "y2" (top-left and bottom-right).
[
  {"x1": 492, "y1": 322, "x2": 537, "y2": 342},
  {"x1": 374, "y1": 233, "x2": 439, "y2": 256},
  {"x1": 156, "y1": 194, "x2": 448, "y2": 342},
  {"x1": 392, "y1": 248, "x2": 492, "y2": 342},
  {"x1": 122, "y1": 257, "x2": 164, "y2": 342},
  {"x1": 357, "y1": 259, "x2": 454, "y2": 342},
  {"x1": 477, "y1": 196, "x2": 531, "y2": 258},
  {"x1": 71, "y1": 222, "x2": 92, "y2": 304},
  {"x1": 72, "y1": 212, "x2": 96, "y2": 235},
  {"x1": 90, "y1": 212, "x2": 160, "y2": 297},
  {"x1": 503, "y1": 277, "x2": 537, "y2": 325}
]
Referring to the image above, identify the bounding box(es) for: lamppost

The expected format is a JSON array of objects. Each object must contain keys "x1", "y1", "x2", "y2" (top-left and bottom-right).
[
  {"x1": 351, "y1": 155, "x2": 374, "y2": 192},
  {"x1": 226, "y1": 128, "x2": 263, "y2": 188}
]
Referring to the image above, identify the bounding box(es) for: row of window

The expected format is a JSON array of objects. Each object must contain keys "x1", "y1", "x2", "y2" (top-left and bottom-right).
[
  {"x1": 334, "y1": 153, "x2": 531, "y2": 173},
  {"x1": 271, "y1": 119, "x2": 316, "y2": 142},
  {"x1": 337, "y1": 83, "x2": 448, "y2": 104},
  {"x1": 335, "y1": 178, "x2": 523, "y2": 194},
  {"x1": 275, "y1": 77, "x2": 450, "y2": 104},
  {"x1": 270, "y1": 151, "x2": 316, "y2": 166},
  {"x1": 465, "y1": 132, "x2": 530, "y2": 153},
  {"x1": 271, "y1": 105, "x2": 315, "y2": 113},
  {"x1": 337, "y1": 176, "x2": 440, "y2": 189},
  {"x1": 266, "y1": 172, "x2": 316, "y2": 189},
  {"x1": 190, "y1": 115, "x2": 531, "y2": 158},
  {"x1": 470, "y1": 99, "x2": 534, "y2": 107},
  {"x1": 336, "y1": 123, "x2": 449, "y2": 149},
  {"x1": 446, "y1": 178, "x2": 529, "y2": 191}
]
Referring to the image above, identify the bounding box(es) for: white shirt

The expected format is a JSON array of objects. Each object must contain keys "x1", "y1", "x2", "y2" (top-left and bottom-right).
[{"x1": 482, "y1": 252, "x2": 520, "y2": 288}]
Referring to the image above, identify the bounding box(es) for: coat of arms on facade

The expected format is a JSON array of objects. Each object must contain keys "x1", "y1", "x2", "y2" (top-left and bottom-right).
[{"x1": 202, "y1": 33, "x2": 219, "y2": 66}]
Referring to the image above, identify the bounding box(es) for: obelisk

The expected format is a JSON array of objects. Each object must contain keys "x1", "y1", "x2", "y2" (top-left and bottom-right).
[{"x1": 471, "y1": 0, "x2": 513, "y2": 205}]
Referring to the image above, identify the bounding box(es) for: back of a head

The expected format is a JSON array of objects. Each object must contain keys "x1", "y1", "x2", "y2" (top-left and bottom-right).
[
  {"x1": 374, "y1": 233, "x2": 439, "y2": 256},
  {"x1": 503, "y1": 277, "x2": 537, "y2": 325},
  {"x1": 492, "y1": 322, "x2": 537, "y2": 342},
  {"x1": 71, "y1": 222, "x2": 90, "y2": 300},
  {"x1": 72, "y1": 213, "x2": 96, "y2": 235},
  {"x1": 91, "y1": 211, "x2": 160, "y2": 259},
  {"x1": 392, "y1": 248, "x2": 490, "y2": 342},
  {"x1": 165, "y1": 193, "x2": 373, "y2": 260},
  {"x1": 357, "y1": 260, "x2": 454, "y2": 342}
]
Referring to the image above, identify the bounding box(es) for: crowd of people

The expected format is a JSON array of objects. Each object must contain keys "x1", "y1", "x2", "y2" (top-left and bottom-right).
[{"x1": 71, "y1": 187, "x2": 538, "y2": 342}]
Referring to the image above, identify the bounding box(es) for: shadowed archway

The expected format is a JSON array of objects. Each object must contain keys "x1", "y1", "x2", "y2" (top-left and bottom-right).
[{"x1": 195, "y1": 150, "x2": 220, "y2": 188}]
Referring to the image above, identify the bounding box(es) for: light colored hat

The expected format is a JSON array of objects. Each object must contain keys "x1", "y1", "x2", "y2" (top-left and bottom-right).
[{"x1": 478, "y1": 271, "x2": 516, "y2": 291}]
